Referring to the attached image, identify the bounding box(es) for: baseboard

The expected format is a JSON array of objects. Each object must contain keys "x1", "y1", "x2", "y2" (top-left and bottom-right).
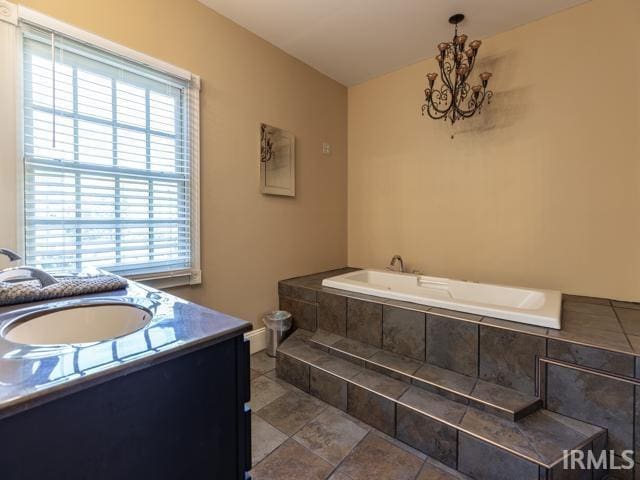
[{"x1": 244, "y1": 327, "x2": 267, "y2": 355}]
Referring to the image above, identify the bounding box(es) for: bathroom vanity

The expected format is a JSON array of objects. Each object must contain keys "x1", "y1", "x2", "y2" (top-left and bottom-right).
[{"x1": 0, "y1": 282, "x2": 252, "y2": 480}]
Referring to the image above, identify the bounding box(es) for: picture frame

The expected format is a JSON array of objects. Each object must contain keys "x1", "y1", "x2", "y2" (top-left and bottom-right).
[{"x1": 259, "y1": 123, "x2": 295, "y2": 197}]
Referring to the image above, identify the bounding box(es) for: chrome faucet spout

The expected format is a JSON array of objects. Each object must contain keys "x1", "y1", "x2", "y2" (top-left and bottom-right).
[
  {"x1": 0, "y1": 266, "x2": 58, "y2": 287},
  {"x1": 387, "y1": 255, "x2": 405, "y2": 273},
  {"x1": 0, "y1": 249, "x2": 22, "y2": 262}
]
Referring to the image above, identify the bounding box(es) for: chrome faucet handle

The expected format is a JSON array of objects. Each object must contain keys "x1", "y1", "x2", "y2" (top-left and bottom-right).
[
  {"x1": 0, "y1": 266, "x2": 58, "y2": 287},
  {"x1": 0, "y1": 248, "x2": 22, "y2": 262}
]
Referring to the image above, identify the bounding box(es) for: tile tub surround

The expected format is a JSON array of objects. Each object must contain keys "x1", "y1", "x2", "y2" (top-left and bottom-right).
[
  {"x1": 546, "y1": 363, "x2": 635, "y2": 454},
  {"x1": 545, "y1": 340, "x2": 638, "y2": 462},
  {"x1": 279, "y1": 296, "x2": 318, "y2": 331},
  {"x1": 317, "y1": 291, "x2": 347, "y2": 335},
  {"x1": 479, "y1": 326, "x2": 546, "y2": 395},
  {"x1": 0, "y1": 280, "x2": 251, "y2": 419},
  {"x1": 427, "y1": 313, "x2": 479, "y2": 377},
  {"x1": 292, "y1": 338, "x2": 631, "y2": 479},
  {"x1": 310, "y1": 366, "x2": 350, "y2": 410},
  {"x1": 346, "y1": 369, "x2": 409, "y2": 435},
  {"x1": 276, "y1": 350, "x2": 312, "y2": 392},
  {"x1": 278, "y1": 270, "x2": 640, "y2": 477},
  {"x1": 305, "y1": 328, "x2": 541, "y2": 421},
  {"x1": 382, "y1": 304, "x2": 426, "y2": 361},
  {"x1": 282, "y1": 338, "x2": 640, "y2": 478},
  {"x1": 546, "y1": 340, "x2": 635, "y2": 376},
  {"x1": 274, "y1": 336, "x2": 607, "y2": 479},
  {"x1": 396, "y1": 387, "x2": 466, "y2": 468},
  {"x1": 347, "y1": 298, "x2": 383, "y2": 347},
  {"x1": 457, "y1": 433, "x2": 539, "y2": 480},
  {"x1": 279, "y1": 269, "x2": 640, "y2": 357},
  {"x1": 322, "y1": 269, "x2": 564, "y2": 330}
]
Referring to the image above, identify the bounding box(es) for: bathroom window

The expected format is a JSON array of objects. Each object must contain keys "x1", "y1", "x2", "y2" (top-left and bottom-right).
[{"x1": 19, "y1": 20, "x2": 201, "y2": 286}]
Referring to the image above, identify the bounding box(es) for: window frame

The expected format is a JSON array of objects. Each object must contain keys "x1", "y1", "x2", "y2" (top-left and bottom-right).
[{"x1": 15, "y1": 6, "x2": 201, "y2": 288}]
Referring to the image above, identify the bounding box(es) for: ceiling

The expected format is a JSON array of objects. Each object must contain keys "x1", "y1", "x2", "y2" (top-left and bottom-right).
[{"x1": 198, "y1": 0, "x2": 590, "y2": 86}]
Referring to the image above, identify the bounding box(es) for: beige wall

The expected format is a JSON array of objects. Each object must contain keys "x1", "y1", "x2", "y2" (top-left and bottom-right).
[
  {"x1": 348, "y1": 0, "x2": 640, "y2": 300},
  {"x1": 10, "y1": 0, "x2": 638, "y2": 322},
  {"x1": 18, "y1": 0, "x2": 348, "y2": 326}
]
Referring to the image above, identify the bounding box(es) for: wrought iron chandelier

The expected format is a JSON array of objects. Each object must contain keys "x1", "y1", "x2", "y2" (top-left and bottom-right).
[{"x1": 422, "y1": 14, "x2": 493, "y2": 126}]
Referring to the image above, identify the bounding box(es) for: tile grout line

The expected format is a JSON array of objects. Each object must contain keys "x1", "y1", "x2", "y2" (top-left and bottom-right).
[
  {"x1": 344, "y1": 296, "x2": 348, "y2": 340},
  {"x1": 634, "y1": 357, "x2": 638, "y2": 470},
  {"x1": 329, "y1": 431, "x2": 374, "y2": 479},
  {"x1": 611, "y1": 305, "x2": 636, "y2": 352},
  {"x1": 280, "y1": 294, "x2": 318, "y2": 308},
  {"x1": 422, "y1": 312, "x2": 427, "y2": 363},
  {"x1": 249, "y1": 426, "x2": 291, "y2": 473},
  {"x1": 456, "y1": 429, "x2": 460, "y2": 473},
  {"x1": 476, "y1": 323, "x2": 480, "y2": 379},
  {"x1": 253, "y1": 409, "x2": 291, "y2": 440}
]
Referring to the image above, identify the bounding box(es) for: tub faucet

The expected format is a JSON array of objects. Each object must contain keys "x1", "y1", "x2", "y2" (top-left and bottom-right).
[
  {"x1": 0, "y1": 266, "x2": 59, "y2": 287},
  {"x1": 0, "y1": 248, "x2": 22, "y2": 262},
  {"x1": 387, "y1": 255, "x2": 405, "y2": 273}
]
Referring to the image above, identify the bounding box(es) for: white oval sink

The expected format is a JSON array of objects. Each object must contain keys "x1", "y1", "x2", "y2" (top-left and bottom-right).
[{"x1": 2, "y1": 303, "x2": 152, "y2": 345}]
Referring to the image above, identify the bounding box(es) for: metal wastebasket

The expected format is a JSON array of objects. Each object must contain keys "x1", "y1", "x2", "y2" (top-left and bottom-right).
[{"x1": 263, "y1": 310, "x2": 292, "y2": 357}]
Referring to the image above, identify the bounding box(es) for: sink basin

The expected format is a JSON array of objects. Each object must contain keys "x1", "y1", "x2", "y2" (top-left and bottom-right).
[{"x1": 2, "y1": 302, "x2": 153, "y2": 345}]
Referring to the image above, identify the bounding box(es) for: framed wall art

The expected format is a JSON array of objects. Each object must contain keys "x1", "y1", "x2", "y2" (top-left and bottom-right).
[{"x1": 260, "y1": 123, "x2": 295, "y2": 197}]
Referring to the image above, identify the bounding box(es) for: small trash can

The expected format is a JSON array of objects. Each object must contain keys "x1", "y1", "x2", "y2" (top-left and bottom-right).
[{"x1": 263, "y1": 310, "x2": 292, "y2": 357}]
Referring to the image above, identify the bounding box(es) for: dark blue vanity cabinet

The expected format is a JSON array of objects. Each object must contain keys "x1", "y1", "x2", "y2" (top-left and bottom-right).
[{"x1": 0, "y1": 335, "x2": 251, "y2": 480}]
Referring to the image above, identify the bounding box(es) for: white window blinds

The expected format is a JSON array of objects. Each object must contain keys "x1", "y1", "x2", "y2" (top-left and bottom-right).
[{"x1": 21, "y1": 22, "x2": 199, "y2": 280}]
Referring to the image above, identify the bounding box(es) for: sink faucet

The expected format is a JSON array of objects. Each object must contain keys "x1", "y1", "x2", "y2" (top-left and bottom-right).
[
  {"x1": 0, "y1": 266, "x2": 59, "y2": 287},
  {"x1": 0, "y1": 248, "x2": 22, "y2": 262},
  {"x1": 386, "y1": 255, "x2": 405, "y2": 273},
  {"x1": 0, "y1": 248, "x2": 57, "y2": 287}
]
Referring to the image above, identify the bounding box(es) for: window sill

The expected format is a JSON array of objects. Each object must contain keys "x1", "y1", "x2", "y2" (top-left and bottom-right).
[{"x1": 128, "y1": 269, "x2": 202, "y2": 290}]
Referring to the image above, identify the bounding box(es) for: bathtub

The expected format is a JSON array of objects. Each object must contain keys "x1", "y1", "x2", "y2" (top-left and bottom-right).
[{"x1": 322, "y1": 269, "x2": 561, "y2": 329}]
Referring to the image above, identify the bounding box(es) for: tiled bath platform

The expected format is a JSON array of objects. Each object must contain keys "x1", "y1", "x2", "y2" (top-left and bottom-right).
[
  {"x1": 277, "y1": 329, "x2": 604, "y2": 479},
  {"x1": 276, "y1": 269, "x2": 640, "y2": 480},
  {"x1": 249, "y1": 351, "x2": 471, "y2": 480},
  {"x1": 279, "y1": 268, "x2": 640, "y2": 356}
]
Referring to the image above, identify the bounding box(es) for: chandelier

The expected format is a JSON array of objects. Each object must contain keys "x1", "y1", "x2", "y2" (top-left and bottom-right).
[{"x1": 422, "y1": 14, "x2": 493, "y2": 126}]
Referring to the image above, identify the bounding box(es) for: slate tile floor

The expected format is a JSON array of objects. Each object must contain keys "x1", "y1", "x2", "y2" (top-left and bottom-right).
[{"x1": 250, "y1": 351, "x2": 471, "y2": 480}]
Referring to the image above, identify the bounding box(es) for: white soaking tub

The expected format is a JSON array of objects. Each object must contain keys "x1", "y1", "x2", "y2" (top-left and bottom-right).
[{"x1": 322, "y1": 269, "x2": 561, "y2": 329}]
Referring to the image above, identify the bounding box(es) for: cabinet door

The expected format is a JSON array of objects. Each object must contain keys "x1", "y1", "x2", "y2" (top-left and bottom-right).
[{"x1": 0, "y1": 338, "x2": 246, "y2": 480}]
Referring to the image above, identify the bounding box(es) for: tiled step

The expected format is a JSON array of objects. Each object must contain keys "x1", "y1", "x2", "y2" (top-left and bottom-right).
[
  {"x1": 275, "y1": 331, "x2": 606, "y2": 480},
  {"x1": 306, "y1": 328, "x2": 541, "y2": 421}
]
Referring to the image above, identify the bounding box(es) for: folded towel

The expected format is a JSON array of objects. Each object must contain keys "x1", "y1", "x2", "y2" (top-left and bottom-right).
[{"x1": 0, "y1": 274, "x2": 128, "y2": 306}]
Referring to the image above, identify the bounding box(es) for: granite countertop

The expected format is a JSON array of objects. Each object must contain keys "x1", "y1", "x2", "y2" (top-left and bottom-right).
[
  {"x1": 279, "y1": 268, "x2": 640, "y2": 357},
  {"x1": 0, "y1": 281, "x2": 251, "y2": 419}
]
